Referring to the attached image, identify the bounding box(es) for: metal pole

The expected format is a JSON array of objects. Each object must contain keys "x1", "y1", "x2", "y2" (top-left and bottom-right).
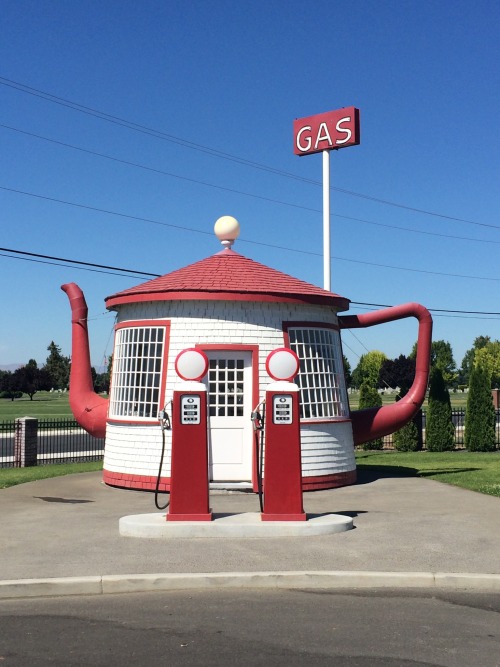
[{"x1": 322, "y1": 149, "x2": 331, "y2": 291}]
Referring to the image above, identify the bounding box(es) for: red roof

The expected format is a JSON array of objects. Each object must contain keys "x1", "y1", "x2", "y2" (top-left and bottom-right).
[{"x1": 105, "y1": 249, "x2": 349, "y2": 310}]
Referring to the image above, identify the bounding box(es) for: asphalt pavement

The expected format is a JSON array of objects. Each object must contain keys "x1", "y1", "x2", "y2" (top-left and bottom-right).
[{"x1": 1, "y1": 468, "x2": 499, "y2": 598}]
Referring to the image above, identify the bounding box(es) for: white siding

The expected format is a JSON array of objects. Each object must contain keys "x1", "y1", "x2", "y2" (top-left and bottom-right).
[{"x1": 103, "y1": 300, "x2": 355, "y2": 482}]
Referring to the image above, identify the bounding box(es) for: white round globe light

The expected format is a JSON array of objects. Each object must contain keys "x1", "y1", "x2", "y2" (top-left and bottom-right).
[
  {"x1": 265, "y1": 348, "x2": 300, "y2": 382},
  {"x1": 175, "y1": 348, "x2": 209, "y2": 382},
  {"x1": 214, "y1": 215, "x2": 240, "y2": 247}
]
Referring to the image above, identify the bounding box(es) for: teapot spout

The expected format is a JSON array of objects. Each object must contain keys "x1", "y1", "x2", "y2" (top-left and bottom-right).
[
  {"x1": 61, "y1": 283, "x2": 109, "y2": 439},
  {"x1": 339, "y1": 303, "x2": 432, "y2": 446}
]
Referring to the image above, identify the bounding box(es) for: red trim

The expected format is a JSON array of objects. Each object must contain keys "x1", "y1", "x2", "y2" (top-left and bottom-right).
[
  {"x1": 108, "y1": 320, "x2": 171, "y2": 424},
  {"x1": 103, "y1": 469, "x2": 172, "y2": 491},
  {"x1": 106, "y1": 291, "x2": 348, "y2": 309},
  {"x1": 195, "y1": 344, "x2": 260, "y2": 490},
  {"x1": 114, "y1": 319, "x2": 168, "y2": 330},
  {"x1": 107, "y1": 419, "x2": 160, "y2": 426},
  {"x1": 282, "y1": 320, "x2": 340, "y2": 350},
  {"x1": 103, "y1": 468, "x2": 356, "y2": 492},
  {"x1": 283, "y1": 320, "x2": 340, "y2": 332},
  {"x1": 302, "y1": 470, "x2": 357, "y2": 490},
  {"x1": 301, "y1": 418, "x2": 352, "y2": 424}
]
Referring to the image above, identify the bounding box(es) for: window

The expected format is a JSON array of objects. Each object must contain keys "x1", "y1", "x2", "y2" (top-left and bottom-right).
[
  {"x1": 287, "y1": 327, "x2": 348, "y2": 419},
  {"x1": 208, "y1": 358, "x2": 245, "y2": 417},
  {"x1": 109, "y1": 326, "x2": 165, "y2": 419}
]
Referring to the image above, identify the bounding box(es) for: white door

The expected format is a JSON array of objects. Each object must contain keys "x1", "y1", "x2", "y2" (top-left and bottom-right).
[{"x1": 204, "y1": 351, "x2": 253, "y2": 482}]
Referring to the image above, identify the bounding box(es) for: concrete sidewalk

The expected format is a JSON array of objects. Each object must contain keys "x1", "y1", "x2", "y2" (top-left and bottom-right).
[{"x1": 1, "y1": 470, "x2": 499, "y2": 598}]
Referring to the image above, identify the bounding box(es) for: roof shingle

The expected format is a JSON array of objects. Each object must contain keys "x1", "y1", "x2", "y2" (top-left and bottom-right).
[{"x1": 105, "y1": 249, "x2": 349, "y2": 310}]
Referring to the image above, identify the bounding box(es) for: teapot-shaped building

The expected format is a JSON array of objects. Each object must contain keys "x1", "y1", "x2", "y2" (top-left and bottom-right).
[{"x1": 62, "y1": 216, "x2": 432, "y2": 492}]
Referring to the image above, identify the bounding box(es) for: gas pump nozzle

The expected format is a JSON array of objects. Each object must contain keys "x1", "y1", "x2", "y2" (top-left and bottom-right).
[
  {"x1": 251, "y1": 410, "x2": 264, "y2": 431},
  {"x1": 158, "y1": 403, "x2": 172, "y2": 430}
]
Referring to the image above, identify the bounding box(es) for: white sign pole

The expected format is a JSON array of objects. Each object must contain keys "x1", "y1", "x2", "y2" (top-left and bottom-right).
[{"x1": 322, "y1": 149, "x2": 331, "y2": 291}]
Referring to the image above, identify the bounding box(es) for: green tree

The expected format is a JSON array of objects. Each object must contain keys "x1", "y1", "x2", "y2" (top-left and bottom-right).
[
  {"x1": 464, "y1": 365, "x2": 496, "y2": 452},
  {"x1": 474, "y1": 341, "x2": 500, "y2": 388},
  {"x1": 459, "y1": 336, "x2": 490, "y2": 386},
  {"x1": 352, "y1": 351, "x2": 387, "y2": 389},
  {"x1": 358, "y1": 381, "x2": 383, "y2": 450},
  {"x1": 411, "y1": 339, "x2": 456, "y2": 388},
  {"x1": 378, "y1": 355, "x2": 415, "y2": 393},
  {"x1": 342, "y1": 355, "x2": 352, "y2": 389},
  {"x1": 426, "y1": 367, "x2": 455, "y2": 451},
  {"x1": 0, "y1": 370, "x2": 22, "y2": 400},
  {"x1": 43, "y1": 342, "x2": 70, "y2": 390},
  {"x1": 12, "y1": 360, "x2": 51, "y2": 400}
]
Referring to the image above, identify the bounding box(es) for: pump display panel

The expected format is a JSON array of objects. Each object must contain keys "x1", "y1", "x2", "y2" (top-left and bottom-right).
[
  {"x1": 180, "y1": 395, "x2": 201, "y2": 424},
  {"x1": 272, "y1": 394, "x2": 293, "y2": 424}
]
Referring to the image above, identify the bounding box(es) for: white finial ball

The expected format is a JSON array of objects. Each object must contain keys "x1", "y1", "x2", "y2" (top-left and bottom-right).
[{"x1": 214, "y1": 216, "x2": 240, "y2": 246}]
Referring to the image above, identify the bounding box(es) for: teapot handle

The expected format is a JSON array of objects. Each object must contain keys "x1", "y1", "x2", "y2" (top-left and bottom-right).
[{"x1": 338, "y1": 303, "x2": 432, "y2": 446}]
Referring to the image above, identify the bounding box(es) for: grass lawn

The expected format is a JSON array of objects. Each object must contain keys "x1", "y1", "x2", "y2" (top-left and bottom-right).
[
  {"x1": 0, "y1": 392, "x2": 74, "y2": 420},
  {"x1": 1, "y1": 453, "x2": 498, "y2": 498},
  {"x1": 0, "y1": 461, "x2": 103, "y2": 489},
  {"x1": 356, "y1": 450, "x2": 500, "y2": 498}
]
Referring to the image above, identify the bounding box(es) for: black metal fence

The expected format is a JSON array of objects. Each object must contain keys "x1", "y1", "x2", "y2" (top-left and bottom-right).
[
  {"x1": 0, "y1": 418, "x2": 105, "y2": 468},
  {"x1": 1, "y1": 410, "x2": 499, "y2": 468},
  {"x1": 380, "y1": 409, "x2": 500, "y2": 450}
]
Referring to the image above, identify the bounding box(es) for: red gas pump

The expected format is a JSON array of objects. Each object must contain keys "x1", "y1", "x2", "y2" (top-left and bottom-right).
[
  {"x1": 261, "y1": 348, "x2": 306, "y2": 521},
  {"x1": 167, "y1": 349, "x2": 212, "y2": 522}
]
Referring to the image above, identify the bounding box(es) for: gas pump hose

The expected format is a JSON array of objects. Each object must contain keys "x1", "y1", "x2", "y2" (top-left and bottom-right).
[{"x1": 155, "y1": 406, "x2": 171, "y2": 510}]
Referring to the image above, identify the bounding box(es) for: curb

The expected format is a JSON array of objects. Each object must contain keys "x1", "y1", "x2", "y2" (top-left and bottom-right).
[{"x1": 1, "y1": 571, "x2": 500, "y2": 599}]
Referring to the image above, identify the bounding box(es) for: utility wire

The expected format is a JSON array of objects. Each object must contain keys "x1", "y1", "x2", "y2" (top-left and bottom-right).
[
  {"x1": 0, "y1": 124, "x2": 319, "y2": 214},
  {"x1": 3, "y1": 245, "x2": 500, "y2": 319},
  {"x1": 3, "y1": 184, "x2": 500, "y2": 284},
  {"x1": 0, "y1": 252, "x2": 153, "y2": 280},
  {"x1": 3, "y1": 122, "x2": 500, "y2": 245},
  {"x1": 0, "y1": 75, "x2": 495, "y2": 229}
]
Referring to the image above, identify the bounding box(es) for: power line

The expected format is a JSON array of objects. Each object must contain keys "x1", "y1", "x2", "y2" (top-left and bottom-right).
[
  {"x1": 3, "y1": 184, "x2": 500, "y2": 284},
  {"x1": 0, "y1": 246, "x2": 158, "y2": 277},
  {"x1": 0, "y1": 251, "x2": 150, "y2": 280},
  {"x1": 3, "y1": 244, "x2": 500, "y2": 320},
  {"x1": 0, "y1": 123, "x2": 319, "y2": 215},
  {"x1": 0, "y1": 74, "x2": 495, "y2": 229},
  {"x1": 4, "y1": 122, "x2": 500, "y2": 246}
]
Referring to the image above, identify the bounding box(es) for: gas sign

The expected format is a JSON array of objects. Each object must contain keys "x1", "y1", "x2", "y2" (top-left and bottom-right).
[{"x1": 293, "y1": 107, "x2": 360, "y2": 156}]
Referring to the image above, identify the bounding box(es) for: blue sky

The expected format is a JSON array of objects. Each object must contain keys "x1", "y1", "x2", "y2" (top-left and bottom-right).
[{"x1": 1, "y1": 0, "x2": 499, "y2": 372}]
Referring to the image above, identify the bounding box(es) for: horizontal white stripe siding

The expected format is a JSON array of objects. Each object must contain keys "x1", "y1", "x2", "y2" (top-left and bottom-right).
[{"x1": 104, "y1": 300, "x2": 355, "y2": 482}]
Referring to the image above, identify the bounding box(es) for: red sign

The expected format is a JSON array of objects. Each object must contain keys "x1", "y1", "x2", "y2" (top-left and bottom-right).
[{"x1": 293, "y1": 107, "x2": 360, "y2": 156}]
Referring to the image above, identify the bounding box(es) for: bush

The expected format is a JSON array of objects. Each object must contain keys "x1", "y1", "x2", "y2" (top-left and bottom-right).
[
  {"x1": 426, "y1": 367, "x2": 455, "y2": 451},
  {"x1": 393, "y1": 390, "x2": 422, "y2": 451},
  {"x1": 464, "y1": 365, "x2": 496, "y2": 452},
  {"x1": 0, "y1": 391, "x2": 23, "y2": 400},
  {"x1": 358, "y1": 382, "x2": 383, "y2": 450},
  {"x1": 393, "y1": 416, "x2": 421, "y2": 451}
]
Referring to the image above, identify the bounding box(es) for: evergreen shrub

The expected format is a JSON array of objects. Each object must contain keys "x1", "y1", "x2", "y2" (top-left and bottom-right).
[
  {"x1": 426, "y1": 367, "x2": 455, "y2": 451},
  {"x1": 464, "y1": 366, "x2": 496, "y2": 452}
]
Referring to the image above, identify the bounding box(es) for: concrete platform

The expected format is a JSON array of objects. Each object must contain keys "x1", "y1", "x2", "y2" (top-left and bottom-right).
[{"x1": 119, "y1": 511, "x2": 353, "y2": 538}]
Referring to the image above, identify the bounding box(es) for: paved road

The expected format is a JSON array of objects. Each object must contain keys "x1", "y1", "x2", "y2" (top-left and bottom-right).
[{"x1": 0, "y1": 589, "x2": 499, "y2": 666}]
